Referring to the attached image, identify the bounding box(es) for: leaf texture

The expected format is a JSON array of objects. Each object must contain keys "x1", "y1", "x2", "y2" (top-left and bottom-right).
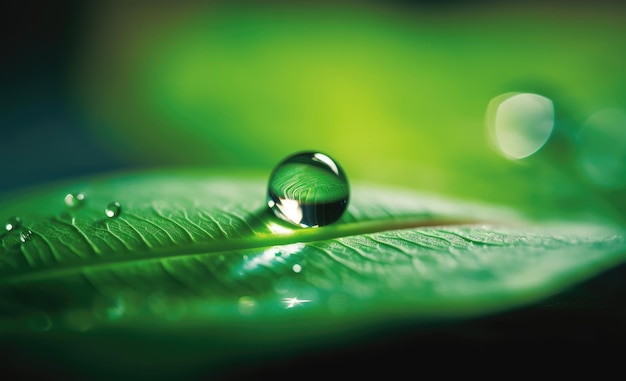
[{"x1": 0, "y1": 170, "x2": 624, "y2": 334}]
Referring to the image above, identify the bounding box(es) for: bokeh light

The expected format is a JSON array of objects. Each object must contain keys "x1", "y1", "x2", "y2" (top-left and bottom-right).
[
  {"x1": 577, "y1": 108, "x2": 626, "y2": 189},
  {"x1": 486, "y1": 92, "x2": 555, "y2": 160},
  {"x1": 1, "y1": 1, "x2": 625, "y2": 217}
]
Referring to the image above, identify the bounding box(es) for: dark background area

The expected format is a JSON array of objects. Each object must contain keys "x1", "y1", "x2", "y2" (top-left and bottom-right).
[
  {"x1": 0, "y1": 1, "x2": 125, "y2": 194},
  {"x1": 2, "y1": 0, "x2": 624, "y2": 195}
]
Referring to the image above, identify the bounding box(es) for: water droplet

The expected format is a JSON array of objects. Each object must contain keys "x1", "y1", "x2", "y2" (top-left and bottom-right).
[
  {"x1": 292, "y1": 263, "x2": 302, "y2": 273},
  {"x1": 105, "y1": 202, "x2": 121, "y2": 218},
  {"x1": 5, "y1": 216, "x2": 22, "y2": 232},
  {"x1": 19, "y1": 229, "x2": 33, "y2": 243},
  {"x1": 64, "y1": 192, "x2": 86, "y2": 208},
  {"x1": 486, "y1": 92, "x2": 555, "y2": 160},
  {"x1": 267, "y1": 151, "x2": 349, "y2": 227}
]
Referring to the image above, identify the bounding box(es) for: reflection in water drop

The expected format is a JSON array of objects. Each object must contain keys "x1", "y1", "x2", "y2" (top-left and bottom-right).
[
  {"x1": 64, "y1": 192, "x2": 86, "y2": 208},
  {"x1": 292, "y1": 264, "x2": 302, "y2": 273},
  {"x1": 577, "y1": 108, "x2": 626, "y2": 189},
  {"x1": 19, "y1": 229, "x2": 33, "y2": 243},
  {"x1": 267, "y1": 151, "x2": 349, "y2": 227},
  {"x1": 5, "y1": 216, "x2": 21, "y2": 232},
  {"x1": 486, "y1": 92, "x2": 555, "y2": 159},
  {"x1": 105, "y1": 201, "x2": 122, "y2": 218}
]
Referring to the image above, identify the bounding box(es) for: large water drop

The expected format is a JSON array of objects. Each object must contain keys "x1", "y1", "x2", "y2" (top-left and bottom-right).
[{"x1": 267, "y1": 151, "x2": 349, "y2": 227}]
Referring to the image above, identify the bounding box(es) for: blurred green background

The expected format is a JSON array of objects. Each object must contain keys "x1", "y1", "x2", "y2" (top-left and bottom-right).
[{"x1": 1, "y1": 0, "x2": 625, "y2": 221}]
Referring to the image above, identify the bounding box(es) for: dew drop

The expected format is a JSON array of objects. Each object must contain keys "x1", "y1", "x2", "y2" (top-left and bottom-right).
[
  {"x1": 105, "y1": 202, "x2": 122, "y2": 218},
  {"x1": 267, "y1": 151, "x2": 349, "y2": 227},
  {"x1": 5, "y1": 216, "x2": 22, "y2": 232},
  {"x1": 19, "y1": 229, "x2": 33, "y2": 243},
  {"x1": 64, "y1": 192, "x2": 86, "y2": 208}
]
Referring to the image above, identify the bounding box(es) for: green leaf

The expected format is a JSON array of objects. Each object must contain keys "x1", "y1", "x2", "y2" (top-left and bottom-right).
[{"x1": 1, "y1": 169, "x2": 625, "y2": 378}]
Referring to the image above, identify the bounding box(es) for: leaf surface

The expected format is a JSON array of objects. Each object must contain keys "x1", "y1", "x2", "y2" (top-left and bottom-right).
[
  {"x1": 1, "y1": 170, "x2": 624, "y2": 324},
  {"x1": 0, "y1": 169, "x2": 624, "y2": 378}
]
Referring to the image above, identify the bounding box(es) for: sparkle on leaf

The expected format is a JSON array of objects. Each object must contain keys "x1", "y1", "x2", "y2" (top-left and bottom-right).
[{"x1": 282, "y1": 297, "x2": 312, "y2": 309}]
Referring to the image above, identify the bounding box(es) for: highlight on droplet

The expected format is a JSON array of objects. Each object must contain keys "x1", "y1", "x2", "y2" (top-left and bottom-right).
[{"x1": 486, "y1": 92, "x2": 555, "y2": 160}]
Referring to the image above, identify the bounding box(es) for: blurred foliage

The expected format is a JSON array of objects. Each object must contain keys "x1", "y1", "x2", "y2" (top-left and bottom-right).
[
  {"x1": 1, "y1": 1, "x2": 625, "y2": 220},
  {"x1": 73, "y1": 1, "x2": 626, "y2": 220}
]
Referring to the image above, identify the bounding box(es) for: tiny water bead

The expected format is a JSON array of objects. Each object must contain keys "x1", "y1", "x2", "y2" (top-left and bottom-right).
[
  {"x1": 267, "y1": 151, "x2": 349, "y2": 228},
  {"x1": 5, "y1": 216, "x2": 22, "y2": 232},
  {"x1": 19, "y1": 229, "x2": 33, "y2": 243},
  {"x1": 105, "y1": 202, "x2": 122, "y2": 218},
  {"x1": 64, "y1": 192, "x2": 86, "y2": 208}
]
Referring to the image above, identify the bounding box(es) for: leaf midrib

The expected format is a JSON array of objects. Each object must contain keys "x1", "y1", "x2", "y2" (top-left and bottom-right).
[{"x1": 1, "y1": 216, "x2": 480, "y2": 284}]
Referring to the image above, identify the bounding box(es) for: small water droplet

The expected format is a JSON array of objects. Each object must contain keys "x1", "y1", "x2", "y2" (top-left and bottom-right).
[
  {"x1": 267, "y1": 151, "x2": 349, "y2": 227},
  {"x1": 19, "y1": 229, "x2": 33, "y2": 243},
  {"x1": 64, "y1": 192, "x2": 86, "y2": 208},
  {"x1": 5, "y1": 216, "x2": 22, "y2": 232},
  {"x1": 105, "y1": 202, "x2": 121, "y2": 218},
  {"x1": 292, "y1": 263, "x2": 302, "y2": 273}
]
